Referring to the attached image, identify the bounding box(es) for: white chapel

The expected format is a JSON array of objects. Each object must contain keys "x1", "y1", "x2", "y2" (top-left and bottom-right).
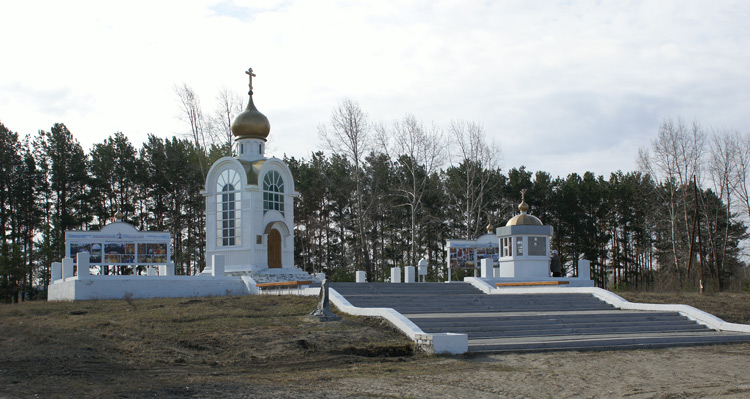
[
  {"x1": 48, "y1": 68, "x2": 314, "y2": 300},
  {"x1": 203, "y1": 68, "x2": 299, "y2": 275}
]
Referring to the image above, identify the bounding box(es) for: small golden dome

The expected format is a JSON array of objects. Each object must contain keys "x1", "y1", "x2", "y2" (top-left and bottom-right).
[
  {"x1": 231, "y1": 68, "x2": 270, "y2": 141},
  {"x1": 506, "y1": 213, "x2": 543, "y2": 226},
  {"x1": 506, "y1": 189, "x2": 543, "y2": 226}
]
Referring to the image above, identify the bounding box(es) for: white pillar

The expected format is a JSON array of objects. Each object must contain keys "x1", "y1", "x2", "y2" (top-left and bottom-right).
[
  {"x1": 356, "y1": 270, "x2": 366, "y2": 283},
  {"x1": 418, "y1": 259, "x2": 428, "y2": 283},
  {"x1": 404, "y1": 266, "x2": 415, "y2": 283},
  {"x1": 62, "y1": 257, "x2": 74, "y2": 280},
  {"x1": 147, "y1": 267, "x2": 158, "y2": 276},
  {"x1": 212, "y1": 254, "x2": 225, "y2": 277},
  {"x1": 446, "y1": 248, "x2": 452, "y2": 282},
  {"x1": 481, "y1": 258, "x2": 493, "y2": 278},
  {"x1": 391, "y1": 267, "x2": 402, "y2": 283},
  {"x1": 76, "y1": 252, "x2": 90, "y2": 279},
  {"x1": 165, "y1": 262, "x2": 175, "y2": 276},
  {"x1": 51, "y1": 262, "x2": 62, "y2": 282},
  {"x1": 578, "y1": 259, "x2": 591, "y2": 280}
]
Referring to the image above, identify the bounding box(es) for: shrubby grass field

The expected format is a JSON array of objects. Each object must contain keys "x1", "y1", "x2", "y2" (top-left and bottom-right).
[{"x1": 1, "y1": 292, "x2": 750, "y2": 398}]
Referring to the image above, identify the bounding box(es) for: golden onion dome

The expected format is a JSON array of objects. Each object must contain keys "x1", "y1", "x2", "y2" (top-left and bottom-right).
[
  {"x1": 231, "y1": 68, "x2": 270, "y2": 141},
  {"x1": 506, "y1": 189, "x2": 543, "y2": 226}
]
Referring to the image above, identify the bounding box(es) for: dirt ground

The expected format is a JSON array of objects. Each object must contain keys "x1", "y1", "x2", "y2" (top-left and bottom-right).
[{"x1": 1, "y1": 293, "x2": 750, "y2": 398}]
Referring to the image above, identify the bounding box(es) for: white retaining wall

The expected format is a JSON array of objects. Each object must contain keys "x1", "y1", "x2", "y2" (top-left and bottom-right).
[
  {"x1": 327, "y1": 288, "x2": 468, "y2": 355},
  {"x1": 47, "y1": 275, "x2": 250, "y2": 301}
]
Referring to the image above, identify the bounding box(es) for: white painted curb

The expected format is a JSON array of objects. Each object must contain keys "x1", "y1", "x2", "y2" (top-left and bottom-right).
[{"x1": 328, "y1": 288, "x2": 468, "y2": 355}]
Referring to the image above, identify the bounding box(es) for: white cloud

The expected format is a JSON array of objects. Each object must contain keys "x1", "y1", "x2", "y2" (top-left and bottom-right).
[{"x1": 1, "y1": 0, "x2": 748, "y2": 178}]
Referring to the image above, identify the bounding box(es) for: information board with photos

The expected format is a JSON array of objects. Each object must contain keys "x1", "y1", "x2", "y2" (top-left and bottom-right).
[
  {"x1": 446, "y1": 235, "x2": 499, "y2": 269},
  {"x1": 66, "y1": 221, "x2": 170, "y2": 266}
]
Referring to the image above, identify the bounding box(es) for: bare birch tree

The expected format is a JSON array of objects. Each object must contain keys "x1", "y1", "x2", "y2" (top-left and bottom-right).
[
  {"x1": 175, "y1": 83, "x2": 208, "y2": 176},
  {"x1": 447, "y1": 120, "x2": 502, "y2": 239},
  {"x1": 733, "y1": 132, "x2": 750, "y2": 226},
  {"x1": 319, "y1": 98, "x2": 373, "y2": 278},
  {"x1": 706, "y1": 131, "x2": 738, "y2": 287},
  {"x1": 377, "y1": 114, "x2": 445, "y2": 266},
  {"x1": 213, "y1": 86, "x2": 244, "y2": 156},
  {"x1": 637, "y1": 117, "x2": 705, "y2": 285}
]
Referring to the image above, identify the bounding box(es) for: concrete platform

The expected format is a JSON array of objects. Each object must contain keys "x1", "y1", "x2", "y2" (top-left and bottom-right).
[
  {"x1": 47, "y1": 274, "x2": 253, "y2": 300},
  {"x1": 329, "y1": 282, "x2": 750, "y2": 353}
]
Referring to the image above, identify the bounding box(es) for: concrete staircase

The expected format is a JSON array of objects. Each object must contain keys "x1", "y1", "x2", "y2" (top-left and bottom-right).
[{"x1": 329, "y1": 282, "x2": 750, "y2": 353}]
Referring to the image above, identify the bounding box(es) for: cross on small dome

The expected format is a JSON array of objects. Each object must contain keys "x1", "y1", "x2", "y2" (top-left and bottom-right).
[{"x1": 506, "y1": 189, "x2": 542, "y2": 226}]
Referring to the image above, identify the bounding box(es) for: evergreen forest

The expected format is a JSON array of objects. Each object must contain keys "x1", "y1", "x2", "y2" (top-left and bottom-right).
[{"x1": 2, "y1": 103, "x2": 749, "y2": 302}]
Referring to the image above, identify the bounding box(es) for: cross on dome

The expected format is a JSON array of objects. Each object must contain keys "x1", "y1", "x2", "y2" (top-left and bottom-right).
[
  {"x1": 231, "y1": 67, "x2": 271, "y2": 141},
  {"x1": 518, "y1": 188, "x2": 530, "y2": 214},
  {"x1": 245, "y1": 67, "x2": 256, "y2": 95}
]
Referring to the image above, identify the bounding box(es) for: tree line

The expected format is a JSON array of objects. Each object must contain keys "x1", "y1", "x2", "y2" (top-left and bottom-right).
[
  {"x1": 305, "y1": 105, "x2": 748, "y2": 292},
  {"x1": 0, "y1": 122, "x2": 219, "y2": 302},
  {"x1": 1, "y1": 103, "x2": 749, "y2": 301}
]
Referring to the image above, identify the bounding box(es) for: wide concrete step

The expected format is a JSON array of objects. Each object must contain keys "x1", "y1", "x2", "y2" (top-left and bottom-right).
[
  {"x1": 340, "y1": 301, "x2": 613, "y2": 314},
  {"x1": 424, "y1": 323, "x2": 710, "y2": 338},
  {"x1": 344, "y1": 290, "x2": 612, "y2": 303},
  {"x1": 468, "y1": 331, "x2": 750, "y2": 353},
  {"x1": 415, "y1": 317, "x2": 704, "y2": 332},
  {"x1": 342, "y1": 300, "x2": 611, "y2": 308},
  {"x1": 413, "y1": 310, "x2": 709, "y2": 338},
  {"x1": 342, "y1": 293, "x2": 604, "y2": 301},
  {"x1": 349, "y1": 307, "x2": 614, "y2": 315},
  {"x1": 407, "y1": 311, "x2": 692, "y2": 328},
  {"x1": 329, "y1": 282, "x2": 482, "y2": 295}
]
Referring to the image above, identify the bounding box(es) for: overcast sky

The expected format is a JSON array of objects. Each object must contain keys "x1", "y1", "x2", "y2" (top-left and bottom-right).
[{"x1": 2, "y1": 0, "x2": 749, "y2": 179}]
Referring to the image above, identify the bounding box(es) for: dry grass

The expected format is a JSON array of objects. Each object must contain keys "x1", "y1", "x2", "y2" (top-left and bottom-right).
[
  {"x1": 616, "y1": 291, "x2": 750, "y2": 324},
  {"x1": 0, "y1": 295, "x2": 414, "y2": 398}
]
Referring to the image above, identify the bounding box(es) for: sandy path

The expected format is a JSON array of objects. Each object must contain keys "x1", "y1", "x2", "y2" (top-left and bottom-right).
[{"x1": 316, "y1": 344, "x2": 750, "y2": 398}]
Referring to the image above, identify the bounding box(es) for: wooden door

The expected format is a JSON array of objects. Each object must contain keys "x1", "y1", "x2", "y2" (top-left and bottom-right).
[{"x1": 268, "y1": 229, "x2": 282, "y2": 268}]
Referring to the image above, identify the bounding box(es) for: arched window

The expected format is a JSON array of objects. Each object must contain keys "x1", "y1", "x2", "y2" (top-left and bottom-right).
[
  {"x1": 263, "y1": 170, "x2": 284, "y2": 215},
  {"x1": 216, "y1": 169, "x2": 241, "y2": 246}
]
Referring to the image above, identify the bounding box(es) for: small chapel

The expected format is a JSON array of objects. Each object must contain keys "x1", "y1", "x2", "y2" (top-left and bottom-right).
[
  {"x1": 48, "y1": 68, "x2": 315, "y2": 301},
  {"x1": 202, "y1": 68, "x2": 305, "y2": 278},
  {"x1": 445, "y1": 189, "x2": 593, "y2": 286}
]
